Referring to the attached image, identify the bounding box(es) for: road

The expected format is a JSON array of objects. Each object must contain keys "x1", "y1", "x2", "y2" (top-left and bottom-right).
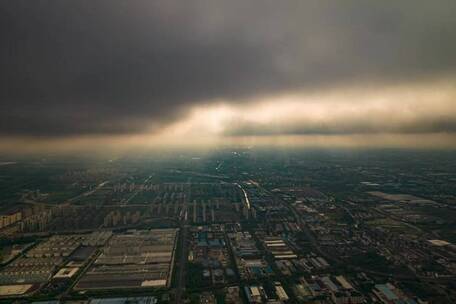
[
  {"x1": 67, "y1": 180, "x2": 110, "y2": 203},
  {"x1": 285, "y1": 195, "x2": 339, "y2": 264},
  {"x1": 235, "y1": 183, "x2": 251, "y2": 209},
  {"x1": 124, "y1": 175, "x2": 153, "y2": 204},
  {"x1": 373, "y1": 206, "x2": 424, "y2": 234},
  {"x1": 248, "y1": 180, "x2": 327, "y2": 258},
  {"x1": 59, "y1": 249, "x2": 102, "y2": 300},
  {"x1": 174, "y1": 213, "x2": 189, "y2": 303},
  {"x1": 21, "y1": 180, "x2": 109, "y2": 207}
]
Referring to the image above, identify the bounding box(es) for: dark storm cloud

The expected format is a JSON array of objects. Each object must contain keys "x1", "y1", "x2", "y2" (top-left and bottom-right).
[{"x1": 1, "y1": 1, "x2": 456, "y2": 136}]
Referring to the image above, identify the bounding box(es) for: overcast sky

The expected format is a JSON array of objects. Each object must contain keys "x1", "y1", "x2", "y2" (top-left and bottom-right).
[{"x1": 1, "y1": 1, "x2": 456, "y2": 152}]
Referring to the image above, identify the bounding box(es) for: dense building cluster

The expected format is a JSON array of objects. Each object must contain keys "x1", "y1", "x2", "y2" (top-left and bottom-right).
[{"x1": 0, "y1": 150, "x2": 455, "y2": 302}]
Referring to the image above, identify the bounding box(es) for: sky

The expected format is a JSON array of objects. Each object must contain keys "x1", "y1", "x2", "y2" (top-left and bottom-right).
[{"x1": 1, "y1": 1, "x2": 456, "y2": 153}]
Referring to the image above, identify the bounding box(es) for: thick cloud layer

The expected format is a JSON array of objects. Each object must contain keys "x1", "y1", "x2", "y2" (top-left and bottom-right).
[{"x1": 1, "y1": 1, "x2": 456, "y2": 137}]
